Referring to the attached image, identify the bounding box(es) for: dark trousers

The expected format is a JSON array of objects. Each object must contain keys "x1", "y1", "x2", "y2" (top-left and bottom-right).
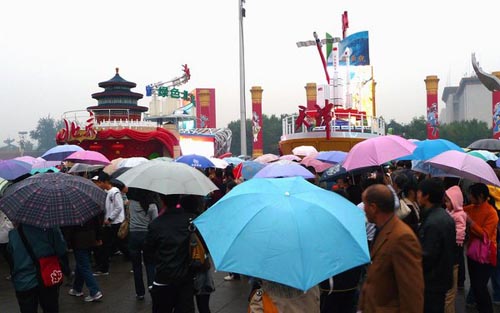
[
  {"x1": 468, "y1": 257, "x2": 494, "y2": 313},
  {"x1": 94, "y1": 224, "x2": 120, "y2": 272},
  {"x1": 16, "y1": 285, "x2": 59, "y2": 313},
  {"x1": 458, "y1": 247, "x2": 466, "y2": 287},
  {"x1": 151, "y1": 278, "x2": 194, "y2": 313},
  {"x1": 129, "y1": 231, "x2": 155, "y2": 297},
  {"x1": 0, "y1": 242, "x2": 13, "y2": 270},
  {"x1": 320, "y1": 290, "x2": 357, "y2": 313},
  {"x1": 195, "y1": 294, "x2": 211, "y2": 313},
  {"x1": 424, "y1": 291, "x2": 446, "y2": 313}
]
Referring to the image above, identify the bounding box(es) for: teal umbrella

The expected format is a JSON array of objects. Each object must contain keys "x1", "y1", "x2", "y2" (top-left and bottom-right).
[{"x1": 194, "y1": 177, "x2": 370, "y2": 291}]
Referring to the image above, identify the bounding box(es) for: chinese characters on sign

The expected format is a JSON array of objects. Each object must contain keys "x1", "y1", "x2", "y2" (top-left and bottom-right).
[{"x1": 146, "y1": 86, "x2": 194, "y2": 103}]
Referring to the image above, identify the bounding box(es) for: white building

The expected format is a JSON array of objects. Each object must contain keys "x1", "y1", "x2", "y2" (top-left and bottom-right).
[{"x1": 441, "y1": 76, "x2": 491, "y2": 125}]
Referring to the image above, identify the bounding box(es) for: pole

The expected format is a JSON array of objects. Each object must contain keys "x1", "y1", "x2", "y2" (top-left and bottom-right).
[{"x1": 239, "y1": 0, "x2": 247, "y2": 156}]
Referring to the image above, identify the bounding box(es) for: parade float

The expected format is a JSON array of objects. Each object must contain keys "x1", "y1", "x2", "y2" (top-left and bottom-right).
[
  {"x1": 278, "y1": 12, "x2": 385, "y2": 154},
  {"x1": 56, "y1": 66, "x2": 231, "y2": 160}
]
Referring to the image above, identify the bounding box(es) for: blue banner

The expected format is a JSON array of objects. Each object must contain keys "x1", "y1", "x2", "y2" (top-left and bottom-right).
[
  {"x1": 339, "y1": 31, "x2": 370, "y2": 66},
  {"x1": 145, "y1": 85, "x2": 153, "y2": 97}
]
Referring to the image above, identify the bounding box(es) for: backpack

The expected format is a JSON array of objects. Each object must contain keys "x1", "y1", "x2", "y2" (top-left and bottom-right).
[{"x1": 189, "y1": 222, "x2": 210, "y2": 272}]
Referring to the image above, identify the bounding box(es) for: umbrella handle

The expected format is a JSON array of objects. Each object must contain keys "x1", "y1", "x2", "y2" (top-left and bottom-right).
[{"x1": 188, "y1": 221, "x2": 197, "y2": 232}]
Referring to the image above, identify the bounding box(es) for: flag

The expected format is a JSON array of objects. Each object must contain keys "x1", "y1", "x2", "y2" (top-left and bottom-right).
[{"x1": 326, "y1": 33, "x2": 333, "y2": 67}]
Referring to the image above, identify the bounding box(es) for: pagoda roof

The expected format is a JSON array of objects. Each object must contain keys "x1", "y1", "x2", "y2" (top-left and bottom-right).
[
  {"x1": 86, "y1": 104, "x2": 149, "y2": 113},
  {"x1": 98, "y1": 68, "x2": 137, "y2": 88},
  {"x1": 91, "y1": 91, "x2": 143, "y2": 100}
]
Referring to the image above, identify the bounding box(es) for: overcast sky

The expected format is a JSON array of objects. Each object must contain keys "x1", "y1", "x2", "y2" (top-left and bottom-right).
[{"x1": 1, "y1": 0, "x2": 499, "y2": 145}]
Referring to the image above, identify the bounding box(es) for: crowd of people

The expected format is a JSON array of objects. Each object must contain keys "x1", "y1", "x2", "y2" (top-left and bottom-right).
[{"x1": 1, "y1": 157, "x2": 500, "y2": 313}]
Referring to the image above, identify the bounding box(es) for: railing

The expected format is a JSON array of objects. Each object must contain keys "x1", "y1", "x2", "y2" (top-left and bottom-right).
[
  {"x1": 282, "y1": 113, "x2": 386, "y2": 137},
  {"x1": 61, "y1": 110, "x2": 157, "y2": 129}
]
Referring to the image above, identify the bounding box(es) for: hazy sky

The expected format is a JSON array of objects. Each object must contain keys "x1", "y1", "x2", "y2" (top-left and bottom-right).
[{"x1": 1, "y1": 0, "x2": 499, "y2": 145}]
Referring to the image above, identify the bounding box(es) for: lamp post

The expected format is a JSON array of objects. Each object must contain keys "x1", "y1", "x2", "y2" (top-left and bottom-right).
[
  {"x1": 18, "y1": 131, "x2": 28, "y2": 156},
  {"x1": 238, "y1": 0, "x2": 247, "y2": 156}
]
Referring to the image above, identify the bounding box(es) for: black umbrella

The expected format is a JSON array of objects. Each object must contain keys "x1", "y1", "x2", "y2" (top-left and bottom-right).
[{"x1": 467, "y1": 139, "x2": 500, "y2": 152}]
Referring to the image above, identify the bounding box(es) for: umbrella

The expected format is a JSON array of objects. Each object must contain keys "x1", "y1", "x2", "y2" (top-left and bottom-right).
[
  {"x1": 176, "y1": 154, "x2": 215, "y2": 169},
  {"x1": 467, "y1": 150, "x2": 498, "y2": 161},
  {"x1": 0, "y1": 160, "x2": 32, "y2": 181},
  {"x1": 468, "y1": 139, "x2": 500, "y2": 152},
  {"x1": 67, "y1": 163, "x2": 104, "y2": 174},
  {"x1": 65, "y1": 150, "x2": 111, "y2": 166},
  {"x1": 41, "y1": 144, "x2": 84, "y2": 161},
  {"x1": 223, "y1": 157, "x2": 244, "y2": 166},
  {"x1": 315, "y1": 151, "x2": 348, "y2": 164},
  {"x1": 110, "y1": 167, "x2": 131, "y2": 180},
  {"x1": 342, "y1": 135, "x2": 417, "y2": 171},
  {"x1": 410, "y1": 160, "x2": 459, "y2": 178},
  {"x1": 194, "y1": 177, "x2": 370, "y2": 291},
  {"x1": 31, "y1": 157, "x2": 61, "y2": 170},
  {"x1": 319, "y1": 164, "x2": 348, "y2": 182},
  {"x1": 300, "y1": 156, "x2": 332, "y2": 173},
  {"x1": 151, "y1": 157, "x2": 174, "y2": 162},
  {"x1": 116, "y1": 161, "x2": 218, "y2": 196},
  {"x1": 233, "y1": 161, "x2": 266, "y2": 180},
  {"x1": 292, "y1": 145, "x2": 318, "y2": 157},
  {"x1": 118, "y1": 157, "x2": 149, "y2": 168},
  {"x1": 254, "y1": 161, "x2": 315, "y2": 179},
  {"x1": 30, "y1": 167, "x2": 60, "y2": 175},
  {"x1": 103, "y1": 158, "x2": 124, "y2": 174},
  {"x1": 254, "y1": 154, "x2": 279, "y2": 164},
  {"x1": 14, "y1": 156, "x2": 37, "y2": 165},
  {"x1": 398, "y1": 139, "x2": 462, "y2": 160},
  {"x1": 0, "y1": 172, "x2": 106, "y2": 228},
  {"x1": 425, "y1": 150, "x2": 500, "y2": 186},
  {"x1": 279, "y1": 154, "x2": 302, "y2": 162},
  {"x1": 208, "y1": 157, "x2": 229, "y2": 169}
]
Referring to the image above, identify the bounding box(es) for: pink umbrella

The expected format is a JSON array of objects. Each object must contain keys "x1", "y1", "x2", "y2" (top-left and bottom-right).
[
  {"x1": 279, "y1": 154, "x2": 302, "y2": 162},
  {"x1": 425, "y1": 150, "x2": 500, "y2": 186},
  {"x1": 342, "y1": 135, "x2": 417, "y2": 171},
  {"x1": 65, "y1": 150, "x2": 111, "y2": 166},
  {"x1": 300, "y1": 156, "x2": 332, "y2": 173},
  {"x1": 32, "y1": 157, "x2": 61, "y2": 170},
  {"x1": 254, "y1": 154, "x2": 279, "y2": 164},
  {"x1": 14, "y1": 156, "x2": 37, "y2": 165}
]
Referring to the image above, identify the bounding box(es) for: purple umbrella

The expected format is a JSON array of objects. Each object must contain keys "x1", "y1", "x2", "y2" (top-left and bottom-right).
[
  {"x1": 316, "y1": 151, "x2": 348, "y2": 164},
  {"x1": 14, "y1": 156, "x2": 37, "y2": 165},
  {"x1": 0, "y1": 160, "x2": 32, "y2": 181},
  {"x1": 425, "y1": 150, "x2": 500, "y2": 186},
  {"x1": 41, "y1": 144, "x2": 84, "y2": 161},
  {"x1": 0, "y1": 172, "x2": 106, "y2": 228},
  {"x1": 254, "y1": 161, "x2": 315, "y2": 179},
  {"x1": 342, "y1": 135, "x2": 416, "y2": 171},
  {"x1": 32, "y1": 157, "x2": 61, "y2": 170}
]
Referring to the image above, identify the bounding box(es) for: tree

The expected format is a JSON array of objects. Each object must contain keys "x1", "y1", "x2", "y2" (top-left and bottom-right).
[
  {"x1": 440, "y1": 119, "x2": 491, "y2": 147},
  {"x1": 30, "y1": 116, "x2": 63, "y2": 152},
  {"x1": 404, "y1": 116, "x2": 427, "y2": 140}
]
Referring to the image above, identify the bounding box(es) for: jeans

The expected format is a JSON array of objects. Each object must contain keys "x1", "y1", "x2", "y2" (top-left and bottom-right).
[
  {"x1": 73, "y1": 249, "x2": 101, "y2": 296},
  {"x1": 468, "y1": 257, "x2": 494, "y2": 313},
  {"x1": 129, "y1": 231, "x2": 155, "y2": 296},
  {"x1": 151, "y1": 278, "x2": 194, "y2": 313},
  {"x1": 16, "y1": 285, "x2": 59, "y2": 313}
]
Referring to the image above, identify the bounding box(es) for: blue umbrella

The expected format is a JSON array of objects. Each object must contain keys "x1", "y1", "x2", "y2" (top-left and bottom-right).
[
  {"x1": 0, "y1": 160, "x2": 32, "y2": 181},
  {"x1": 411, "y1": 160, "x2": 459, "y2": 178},
  {"x1": 223, "y1": 157, "x2": 244, "y2": 166},
  {"x1": 176, "y1": 154, "x2": 215, "y2": 169},
  {"x1": 194, "y1": 177, "x2": 370, "y2": 291},
  {"x1": 399, "y1": 139, "x2": 462, "y2": 160},
  {"x1": 41, "y1": 144, "x2": 84, "y2": 161},
  {"x1": 234, "y1": 161, "x2": 266, "y2": 180},
  {"x1": 316, "y1": 151, "x2": 348, "y2": 164}
]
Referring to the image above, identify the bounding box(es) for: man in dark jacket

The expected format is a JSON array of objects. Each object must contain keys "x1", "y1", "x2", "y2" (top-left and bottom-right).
[
  {"x1": 417, "y1": 178, "x2": 456, "y2": 313},
  {"x1": 143, "y1": 194, "x2": 195, "y2": 313}
]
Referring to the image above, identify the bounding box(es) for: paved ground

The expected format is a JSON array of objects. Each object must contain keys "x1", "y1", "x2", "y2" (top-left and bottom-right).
[{"x1": 0, "y1": 253, "x2": 498, "y2": 313}]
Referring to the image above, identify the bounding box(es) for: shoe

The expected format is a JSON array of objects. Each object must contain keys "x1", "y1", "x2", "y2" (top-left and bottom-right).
[
  {"x1": 68, "y1": 289, "x2": 84, "y2": 297},
  {"x1": 92, "y1": 271, "x2": 109, "y2": 277},
  {"x1": 224, "y1": 274, "x2": 234, "y2": 281},
  {"x1": 84, "y1": 291, "x2": 103, "y2": 302},
  {"x1": 136, "y1": 295, "x2": 145, "y2": 300}
]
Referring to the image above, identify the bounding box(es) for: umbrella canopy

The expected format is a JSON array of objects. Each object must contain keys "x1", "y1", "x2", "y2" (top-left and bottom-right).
[
  {"x1": 342, "y1": 135, "x2": 417, "y2": 171},
  {"x1": 14, "y1": 156, "x2": 37, "y2": 165},
  {"x1": 279, "y1": 154, "x2": 302, "y2": 162},
  {"x1": 116, "y1": 161, "x2": 218, "y2": 196},
  {"x1": 319, "y1": 164, "x2": 348, "y2": 182},
  {"x1": 292, "y1": 145, "x2": 318, "y2": 157},
  {"x1": 118, "y1": 157, "x2": 149, "y2": 168},
  {"x1": 67, "y1": 163, "x2": 104, "y2": 174},
  {"x1": 176, "y1": 154, "x2": 215, "y2": 169},
  {"x1": 30, "y1": 167, "x2": 60, "y2": 175},
  {"x1": 194, "y1": 177, "x2": 370, "y2": 291},
  {"x1": 0, "y1": 160, "x2": 32, "y2": 181},
  {"x1": 41, "y1": 144, "x2": 84, "y2": 161},
  {"x1": 300, "y1": 156, "x2": 332, "y2": 173},
  {"x1": 223, "y1": 157, "x2": 244, "y2": 166},
  {"x1": 254, "y1": 161, "x2": 314, "y2": 179},
  {"x1": 398, "y1": 139, "x2": 462, "y2": 160},
  {"x1": 425, "y1": 150, "x2": 500, "y2": 186},
  {"x1": 468, "y1": 139, "x2": 500, "y2": 152},
  {"x1": 467, "y1": 150, "x2": 498, "y2": 161},
  {"x1": 233, "y1": 161, "x2": 266, "y2": 180},
  {"x1": 254, "y1": 154, "x2": 279, "y2": 164},
  {"x1": 315, "y1": 151, "x2": 348, "y2": 164},
  {"x1": 410, "y1": 160, "x2": 459, "y2": 178},
  {"x1": 31, "y1": 157, "x2": 61, "y2": 170},
  {"x1": 65, "y1": 150, "x2": 111, "y2": 166},
  {"x1": 103, "y1": 158, "x2": 124, "y2": 174},
  {"x1": 0, "y1": 172, "x2": 106, "y2": 228},
  {"x1": 110, "y1": 167, "x2": 131, "y2": 180},
  {"x1": 208, "y1": 157, "x2": 229, "y2": 169}
]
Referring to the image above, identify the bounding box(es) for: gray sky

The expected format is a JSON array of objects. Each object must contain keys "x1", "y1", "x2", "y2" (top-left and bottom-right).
[{"x1": 1, "y1": 0, "x2": 499, "y2": 145}]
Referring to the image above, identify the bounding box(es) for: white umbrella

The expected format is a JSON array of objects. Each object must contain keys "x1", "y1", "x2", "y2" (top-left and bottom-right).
[
  {"x1": 292, "y1": 145, "x2": 318, "y2": 157},
  {"x1": 68, "y1": 163, "x2": 104, "y2": 174},
  {"x1": 208, "y1": 157, "x2": 229, "y2": 169},
  {"x1": 116, "y1": 161, "x2": 218, "y2": 196},
  {"x1": 118, "y1": 157, "x2": 149, "y2": 168}
]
